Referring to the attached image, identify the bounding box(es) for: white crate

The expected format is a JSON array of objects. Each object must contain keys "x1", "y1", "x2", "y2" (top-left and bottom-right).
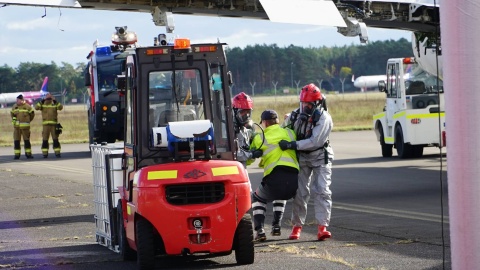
[{"x1": 91, "y1": 143, "x2": 123, "y2": 251}]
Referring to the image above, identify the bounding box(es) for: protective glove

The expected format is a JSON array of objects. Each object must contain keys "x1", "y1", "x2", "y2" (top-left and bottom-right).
[
  {"x1": 251, "y1": 149, "x2": 263, "y2": 158},
  {"x1": 279, "y1": 140, "x2": 297, "y2": 150}
]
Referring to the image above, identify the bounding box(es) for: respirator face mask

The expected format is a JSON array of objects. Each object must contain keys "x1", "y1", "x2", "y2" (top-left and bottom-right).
[
  {"x1": 300, "y1": 102, "x2": 314, "y2": 115},
  {"x1": 236, "y1": 109, "x2": 252, "y2": 124}
]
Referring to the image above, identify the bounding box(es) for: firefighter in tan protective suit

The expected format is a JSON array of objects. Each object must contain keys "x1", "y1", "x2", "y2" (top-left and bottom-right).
[
  {"x1": 10, "y1": 95, "x2": 35, "y2": 159},
  {"x1": 35, "y1": 93, "x2": 63, "y2": 158}
]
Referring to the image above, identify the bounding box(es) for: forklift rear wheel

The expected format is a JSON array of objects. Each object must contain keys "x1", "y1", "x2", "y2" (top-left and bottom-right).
[
  {"x1": 117, "y1": 203, "x2": 136, "y2": 261},
  {"x1": 233, "y1": 213, "x2": 254, "y2": 265}
]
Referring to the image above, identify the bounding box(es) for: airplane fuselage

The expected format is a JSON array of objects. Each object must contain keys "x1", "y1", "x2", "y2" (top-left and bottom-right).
[
  {"x1": 353, "y1": 75, "x2": 387, "y2": 89},
  {"x1": 0, "y1": 91, "x2": 47, "y2": 105}
]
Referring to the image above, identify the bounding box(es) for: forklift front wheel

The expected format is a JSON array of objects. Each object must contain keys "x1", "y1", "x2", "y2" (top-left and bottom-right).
[{"x1": 233, "y1": 213, "x2": 254, "y2": 265}]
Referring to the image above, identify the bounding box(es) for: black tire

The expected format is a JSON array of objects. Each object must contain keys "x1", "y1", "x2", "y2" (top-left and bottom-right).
[
  {"x1": 136, "y1": 218, "x2": 156, "y2": 270},
  {"x1": 233, "y1": 214, "x2": 254, "y2": 265},
  {"x1": 117, "y1": 203, "x2": 136, "y2": 261},
  {"x1": 412, "y1": 145, "x2": 424, "y2": 158},
  {"x1": 395, "y1": 125, "x2": 413, "y2": 159},
  {"x1": 379, "y1": 126, "x2": 392, "y2": 157}
]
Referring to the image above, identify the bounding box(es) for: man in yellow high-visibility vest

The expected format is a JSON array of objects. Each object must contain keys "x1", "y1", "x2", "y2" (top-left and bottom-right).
[{"x1": 249, "y1": 110, "x2": 299, "y2": 242}]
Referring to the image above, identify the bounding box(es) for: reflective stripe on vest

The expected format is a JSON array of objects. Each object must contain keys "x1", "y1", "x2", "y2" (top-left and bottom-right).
[{"x1": 42, "y1": 120, "x2": 57, "y2": 125}]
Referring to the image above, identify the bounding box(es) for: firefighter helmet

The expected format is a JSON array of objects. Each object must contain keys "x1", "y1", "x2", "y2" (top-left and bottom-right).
[
  {"x1": 300, "y1": 83, "x2": 323, "y2": 103},
  {"x1": 232, "y1": 92, "x2": 253, "y2": 110},
  {"x1": 232, "y1": 92, "x2": 253, "y2": 126}
]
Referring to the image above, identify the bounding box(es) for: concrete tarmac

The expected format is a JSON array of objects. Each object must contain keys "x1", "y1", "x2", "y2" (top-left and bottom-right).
[{"x1": 0, "y1": 131, "x2": 450, "y2": 269}]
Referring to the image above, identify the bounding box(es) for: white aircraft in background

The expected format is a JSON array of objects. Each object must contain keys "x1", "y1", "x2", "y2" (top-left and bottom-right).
[
  {"x1": 0, "y1": 76, "x2": 49, "y2": 107},
  {"x1": 353, "y1": 75, "x2": 387, "y2": 91}
]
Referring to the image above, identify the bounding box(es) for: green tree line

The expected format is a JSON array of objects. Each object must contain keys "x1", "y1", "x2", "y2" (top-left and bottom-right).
[
  {"x1": 227, "y1": 38, "x2": 412, "y2": 95},
  {"x1": 0, "y1": 38, "x2": 411, "y2": 103}
]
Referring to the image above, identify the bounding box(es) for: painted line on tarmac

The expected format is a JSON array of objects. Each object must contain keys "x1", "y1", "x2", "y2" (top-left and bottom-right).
[
  {"x1": 0, "y1": 158, "x2": 91, "y2": 175},
  {"x1": 334, "y1": 202, "x2": 449, "y2": 224},
  {"x1": 28, "y1": 161, "x2": 92, "y2": 175}
]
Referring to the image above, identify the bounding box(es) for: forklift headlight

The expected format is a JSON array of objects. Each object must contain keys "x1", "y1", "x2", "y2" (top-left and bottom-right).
[{"x1": 192, "y1": 219, "x2": 203, "y2": 229}]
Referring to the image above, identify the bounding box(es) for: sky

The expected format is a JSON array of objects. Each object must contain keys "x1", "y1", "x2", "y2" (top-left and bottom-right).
[{"x1": 0, "y1": 5, "x2": 412, "y2": 68}]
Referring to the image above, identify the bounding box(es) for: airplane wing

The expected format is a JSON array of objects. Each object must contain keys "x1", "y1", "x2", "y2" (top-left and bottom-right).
[
  {"x1": 0, "y1": 0, "x2": 440, "y2": 43},
  {"x1": 0, "y1": 0, "x2": 80, "y2": 7}
]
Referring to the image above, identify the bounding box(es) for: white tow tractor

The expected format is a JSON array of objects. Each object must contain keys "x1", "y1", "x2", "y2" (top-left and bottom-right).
[{"x1": 373, "y1": 55, "x2": 446, "y2": 159}]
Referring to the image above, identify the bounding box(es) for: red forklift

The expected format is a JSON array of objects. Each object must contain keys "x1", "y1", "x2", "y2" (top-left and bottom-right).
[{"x1": 91, "y1": 32, "x2": 254, "y2": 270}]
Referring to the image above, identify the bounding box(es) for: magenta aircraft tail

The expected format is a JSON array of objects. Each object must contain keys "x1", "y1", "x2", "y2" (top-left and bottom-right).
[{"x1": 40, "y1": 77, "x2": 48, "y2": 93}]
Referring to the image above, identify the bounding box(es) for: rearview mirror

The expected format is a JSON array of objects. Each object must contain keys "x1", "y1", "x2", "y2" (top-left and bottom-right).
[
  {"x1": 227, "y1": 71, "x2": 233, "y2": 86},
  {"x1": 84, "y1": 65, "x2": 91, "y2": 87},
  {"x1": 378, "y1": 80, "x2": 386, "y2": 92}
]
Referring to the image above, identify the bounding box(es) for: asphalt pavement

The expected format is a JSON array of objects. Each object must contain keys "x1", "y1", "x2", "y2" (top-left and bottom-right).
[{"x1": 0, "y1": 131, "x2": 451, "y2": 270}]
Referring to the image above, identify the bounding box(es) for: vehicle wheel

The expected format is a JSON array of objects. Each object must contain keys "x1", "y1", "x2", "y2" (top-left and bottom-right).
[
  {"x1": 412, "y1": 145, "x2": 424, "y2": 158},
  {"x1": 395, "y1": 125, "x2": 413, "y2": 159},
  {"x1": 233, "y1": 213, "x2": 254, "y2": 265},
  {"x1": 379, "y1": 126, "x2": 392, "y2": 157},
  {"x1": 117, "y1": 202, "x2": 136, "y2": 261},
  {"x1": 136, "y1": 218, "x2": 156, "y2": 270}
]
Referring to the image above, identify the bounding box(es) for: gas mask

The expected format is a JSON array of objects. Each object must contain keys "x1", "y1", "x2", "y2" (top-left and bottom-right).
[
  {"x1": 235, "y1": 109, "x2": 252, "y2": 126},
  {"x1": 300, "y1": 102, "x2": 314, "y2": 115}
]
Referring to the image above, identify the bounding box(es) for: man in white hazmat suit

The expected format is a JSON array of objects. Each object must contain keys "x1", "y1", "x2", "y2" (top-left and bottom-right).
[{"x1": 279, "y1": 83, "x2": 334, "y2": 241}]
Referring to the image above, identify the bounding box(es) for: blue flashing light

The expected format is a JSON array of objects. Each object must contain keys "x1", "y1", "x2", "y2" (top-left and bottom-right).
[{"x1": 96, "y1": 46, "x2": 112, "y2": 57}]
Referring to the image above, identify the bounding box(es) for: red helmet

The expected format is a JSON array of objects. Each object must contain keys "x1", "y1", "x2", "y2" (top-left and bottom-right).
[
  {"x1": 300, "y1": 83, "x2": 322, "y2": 103},
  {"x1": 232, "y1": 92, "x2": 253, "y2": 109}
]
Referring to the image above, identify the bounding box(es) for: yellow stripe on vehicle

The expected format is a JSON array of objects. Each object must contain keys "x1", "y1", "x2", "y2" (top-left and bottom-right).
[
  {"x1": 406, "y1": 112, "x2": 445, "y2": 119},
  {"x1": 373, "y1": 112, "x2": 385, "y2": 120},
  {"x1": 211, "y1": 166, "x2": 239, "y2": 176},
  {"x1": 147, "y1": 170, "x2": 178, "y2": 180},
  {"x1": 393, "y1": 111, "x2": 406, "y2": 119}
]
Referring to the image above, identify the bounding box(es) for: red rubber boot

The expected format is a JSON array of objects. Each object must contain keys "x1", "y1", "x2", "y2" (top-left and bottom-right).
[
  {"x1": 317, "y1": 225, "x2": 331, "y2": 241},
  {"x1": 289, "y1": 226, "x2": 302, "y2": 240}
]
